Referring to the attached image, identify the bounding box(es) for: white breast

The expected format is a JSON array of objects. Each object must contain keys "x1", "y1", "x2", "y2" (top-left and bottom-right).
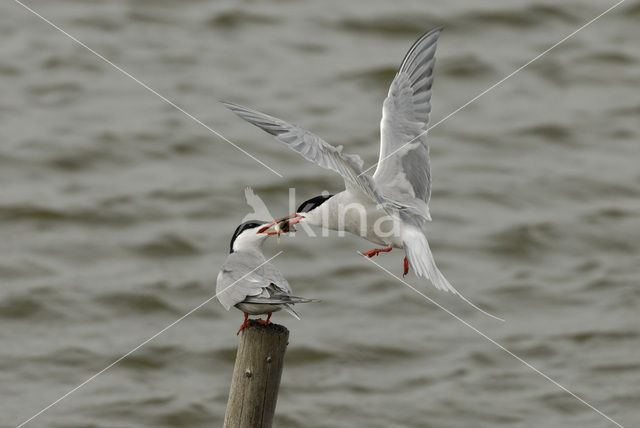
[{"x1": 330, "y1": 191, "x2": 405, "y2": 248}]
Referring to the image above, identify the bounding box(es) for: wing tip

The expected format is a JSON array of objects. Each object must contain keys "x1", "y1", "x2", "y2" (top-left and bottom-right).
[
  {"x1": 414, "y1": 25, "x2": 445, "y2": 46},
  {"x1": 424, "y1": 25, "x2": 445, "y2": 38},
  {"x1": 220, "y1": 100, "x2": 244, "y2": 112},
  {"x1": 397, "y1": 26, "x2": 445, "y2": 75},
  {"x1": 220, "y1": 101, "x2": 287, "y2": 138}
]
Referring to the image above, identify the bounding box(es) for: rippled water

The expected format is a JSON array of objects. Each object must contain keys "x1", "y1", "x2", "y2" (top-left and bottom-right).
[{"x1": 1, "y1": 1, "x2": 639, "y2": 427}]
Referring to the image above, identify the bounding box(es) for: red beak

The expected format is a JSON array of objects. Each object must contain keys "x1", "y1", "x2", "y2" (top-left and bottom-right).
[
  {"x1": 286, "y1": 214, "x2": 305, "y2": 227},
  {"x1": 256, "y1": 214, "x2": 305, "y2": 234},
  {"x1": 257, "y1": 221, "x2": 278, "y2": 234}
]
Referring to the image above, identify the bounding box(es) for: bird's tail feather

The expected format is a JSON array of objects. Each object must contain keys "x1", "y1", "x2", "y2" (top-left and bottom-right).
[
  {"x1": 243, "y1": 295, "x2": 320, "y2": 305},
  {"x1": 281, "y1": 296, "x2": 320, "y2": 320},
  {"x1": 243, "y1": 295, "x2": 319, "y2": 320},
  {"x1": 282, "y1": 304, "x2": 301, "y2": 320},
  {"x1": 403, "y1": 232, "x2": 504, "y2": 322},
  {"x1": 286, "y1": 295, "x2": 321, "y2": 304}
]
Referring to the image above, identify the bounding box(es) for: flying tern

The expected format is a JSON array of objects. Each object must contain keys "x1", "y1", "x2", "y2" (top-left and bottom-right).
[{"x1": 223, "y1": 27, "x2": 501, "y2": 320}]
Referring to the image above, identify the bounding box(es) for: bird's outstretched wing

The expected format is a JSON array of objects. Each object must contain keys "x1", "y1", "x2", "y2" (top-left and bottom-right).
[
  {"x1": 373, "y1": 26, "x2": 443, "y2": 221},
  {"x1": 222, "y1": 102, "x2": 395, "y2": 212}
]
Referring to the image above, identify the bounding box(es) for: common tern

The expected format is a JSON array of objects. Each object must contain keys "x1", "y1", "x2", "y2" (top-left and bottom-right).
[
  {"x1": 224, "y1": 28, "x2": 501, "y2": 320},
  {"x1": 216, "y1": 219, "x2": 316, "y2": 334}
]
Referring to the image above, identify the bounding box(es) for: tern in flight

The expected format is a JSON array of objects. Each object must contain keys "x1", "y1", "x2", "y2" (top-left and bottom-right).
[{"x1": 223, "y1": 27, "x2": 501, "y2": 320}]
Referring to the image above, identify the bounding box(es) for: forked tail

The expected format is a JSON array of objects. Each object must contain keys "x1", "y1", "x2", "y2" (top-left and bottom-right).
[
  {"x1": 281, "y1": 297, "x2": 321, "y2": 320},
  {"x1": 244, "y1": 295, "x2": 320, "y2": 320},
  {"x1": 403, "y1": 229, "x2": 504, "y2": 322}
]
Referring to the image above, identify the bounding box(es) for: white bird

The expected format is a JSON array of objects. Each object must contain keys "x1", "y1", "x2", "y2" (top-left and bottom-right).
[
  {"x1": 223, "y1": 27, "x2": 501, "y2": 320},
  {"x1": 216, "y1": 219, "x2": 316, "y2": 334}
]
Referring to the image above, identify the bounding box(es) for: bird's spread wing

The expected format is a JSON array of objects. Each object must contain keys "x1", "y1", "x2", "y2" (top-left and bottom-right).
[
  {"x1": 222, "y1": 102, "x2": 396, "y2": 213},
  {"x1": 216, "y1": 252, "x2": 290, "y2": 310},
  {"x1": 373, "y1": 27, "x2": 443, "y2": 221}
]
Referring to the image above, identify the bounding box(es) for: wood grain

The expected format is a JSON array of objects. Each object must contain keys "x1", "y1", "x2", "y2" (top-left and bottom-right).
[{"x1": 224, "y1": 320, "x2": 290, "y2": 428}]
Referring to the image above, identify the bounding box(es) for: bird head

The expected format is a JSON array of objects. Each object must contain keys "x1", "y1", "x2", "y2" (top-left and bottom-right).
[
  {"x1": 229, "y1": 220, "x2": 275, "y2": 253},
  {"x1": 250, "y1": 194, "x2": 334, "y2": 241},
  {"x1": 297, "y1": 194, "x2": 334, "y2": 214},
  {"x1": 291, "y1": 194, "x2": 334, "y2": 227}
]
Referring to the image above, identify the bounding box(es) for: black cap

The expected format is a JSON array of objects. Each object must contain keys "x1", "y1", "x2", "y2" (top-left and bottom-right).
[
  {"x1": 297, "y1": 194, "x2": 333, "y2": 213},
  {"x1": 229, "y1": 220, "x2": 268, "y2": 253}
]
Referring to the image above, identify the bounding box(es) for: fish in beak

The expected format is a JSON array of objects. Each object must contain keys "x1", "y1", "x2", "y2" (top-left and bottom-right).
[{"x1": 256, "y1": 214, "x2": 306, "y2": 243}]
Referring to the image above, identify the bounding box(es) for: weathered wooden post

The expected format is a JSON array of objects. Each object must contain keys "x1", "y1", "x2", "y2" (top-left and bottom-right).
[{"x1": 224, "y1": 320, "x2": 290, "y2": 428}]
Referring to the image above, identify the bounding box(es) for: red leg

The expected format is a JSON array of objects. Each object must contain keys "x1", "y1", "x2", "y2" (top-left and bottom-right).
[
  {"x1": 361, "y1": 246, "x2": 392, "y2": 258},
  {"x1": 403, "y1": 257, "x2": 409, "y2": 277},
  {"x1": 257, "y1": 312, "x2": 272, "y2": 326},
  {"x1": 236, "y1": 313, "x2": 250, "y2": 335}
]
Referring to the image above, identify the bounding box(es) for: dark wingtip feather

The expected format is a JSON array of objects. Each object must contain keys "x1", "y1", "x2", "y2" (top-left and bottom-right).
[
  {"x1": 220, "y1": 100, "x2": 242, "y2": 111},
  {"x1": 220, "y1": 101, "x2": 287, "y2": 138},
  {"x1": 398, "y1": 26, "x2": 444, "y2": 75}
]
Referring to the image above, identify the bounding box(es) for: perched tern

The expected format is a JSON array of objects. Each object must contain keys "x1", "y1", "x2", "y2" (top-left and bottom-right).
[
  {"x1": 224, "y1": 27, "x2": 502, "y2": 320},
  {"x1": 217, "y1": 219, "x2": 316, "y2": 334}
]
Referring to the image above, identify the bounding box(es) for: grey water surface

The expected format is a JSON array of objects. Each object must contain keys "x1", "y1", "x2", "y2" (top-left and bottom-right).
[{"x1": 1, "y1": 1, "x2": 639, "y2": 427}]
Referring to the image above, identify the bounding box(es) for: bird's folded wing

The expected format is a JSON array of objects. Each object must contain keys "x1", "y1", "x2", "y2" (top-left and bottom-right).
[
  {"x1": 374, "y1": 26, "x2": 443, "y2": 221},
  {"x1": 216, "y1": 253, "x2": 271, "y2": 310},
  {"x1": 260, "y1": 262, "x2": 293, "y2": 294},
  {"x1": 222, "y1": 101, "x2": 394, "y2": 213},
  {"x1": 243, "y1": 292, "x2": 316, "y2": 305}
]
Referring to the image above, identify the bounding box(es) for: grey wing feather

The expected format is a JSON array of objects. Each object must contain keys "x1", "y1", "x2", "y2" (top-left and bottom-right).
[
  {"x1": 222, "y1": 102, "x2": 398, "y2": 214},
  {"x1": 243, "y1": 287, "x2": 317, "y2": 320},
  {"x1": 216, "y1": 251, "x2": 309, "y2": 312},
  {"x1": 243, "y1": 293, "x2": 317, "y2": 305},
  {"x1": 260, "y1": 262, "x2": 293, "y2": 294},
  {"x1": 216, "y1": 252, "x2": 273, "y2": 311},
  {"x1": 373, "y1": 27, "x2": 443, "y2": 221}
]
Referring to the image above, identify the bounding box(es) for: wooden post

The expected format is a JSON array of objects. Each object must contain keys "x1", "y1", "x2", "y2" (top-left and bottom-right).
[{"x1": 224, "y1": 320, "x2": 289, "y2": 428}]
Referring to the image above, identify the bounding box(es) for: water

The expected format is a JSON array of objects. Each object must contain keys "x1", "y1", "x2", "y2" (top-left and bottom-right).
[{"x1": 1, "y1": 1, "x2": 639, "y2": 426}]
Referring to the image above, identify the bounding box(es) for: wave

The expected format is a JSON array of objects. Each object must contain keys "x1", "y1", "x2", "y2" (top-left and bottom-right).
[
  {"x1": 93, "y1": 291, "x2": 181, "y2": 315},
  {"x1": 205, "y1": 10, "x2": 280, "y2": 29},
  {"x1": 128, "y1": 233, "x2": 202, "y2": 257}
]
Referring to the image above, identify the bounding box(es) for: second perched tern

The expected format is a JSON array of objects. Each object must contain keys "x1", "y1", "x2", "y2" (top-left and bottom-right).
[
  {"x1": 216, "y1": 219, "x2": 316, "y2": 334},
  {"x1": 224, "y1": 27, "x2": 502, "y2": 320}
]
